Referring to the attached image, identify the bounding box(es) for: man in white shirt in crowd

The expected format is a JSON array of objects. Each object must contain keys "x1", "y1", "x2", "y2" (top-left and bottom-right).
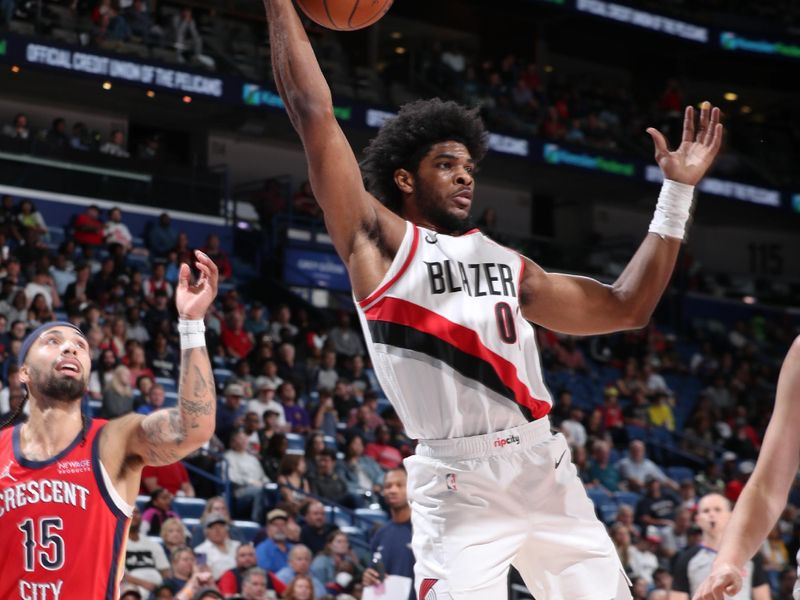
[
  {"x1": 618, "y1": 440, "x2": 679, "y2": 492},
  {"x1": 224, "y1": 428, "x2": 272, "y2": 522},
  {"x1": 123, "y1": 507, "x2": 171, "y2": 596},
  {"x1": 194, "y1": 514, "x2": 241, "y2": 581}
]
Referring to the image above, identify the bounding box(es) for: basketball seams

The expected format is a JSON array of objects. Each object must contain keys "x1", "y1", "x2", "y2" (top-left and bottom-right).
[
  {"x1": 321, "y1": 0, "x2": 339, "y2": 29},
  {"x1": 351, "y1": 0, "x2": 393, "y2": 29},
  {"x1": 347, "y1": 0, "x2": 361, "y2": 28},
  {"x1": 299, "y1": 0, "x2": 393, "y2": 31}
]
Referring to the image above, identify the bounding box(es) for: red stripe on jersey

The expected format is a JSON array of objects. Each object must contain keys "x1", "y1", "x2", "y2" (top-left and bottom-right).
[
  {"x1": 365, "y1": 297, "x2": 549, "y2": 417},
  {"x1": 419, "y1": 578, "x2": 438, "y2": 599},
  {"x1": 357, "y1": 225, "x2": 420, "y2": 308}
]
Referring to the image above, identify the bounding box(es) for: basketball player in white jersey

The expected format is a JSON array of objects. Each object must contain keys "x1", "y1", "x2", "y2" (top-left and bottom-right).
[
  {"x1": 693, "y1": 337, "x2": 800, "y2": 600},
  {"x1": 262, "y1": 1, "x2": 723, "y2": 597}
]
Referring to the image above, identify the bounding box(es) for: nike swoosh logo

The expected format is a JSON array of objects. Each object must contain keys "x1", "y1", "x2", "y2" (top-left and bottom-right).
[{"x1": 555, "y1": 449, "x2": 567, "y2": 469}]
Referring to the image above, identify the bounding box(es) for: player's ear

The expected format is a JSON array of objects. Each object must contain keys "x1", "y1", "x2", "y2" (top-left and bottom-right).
[
  {"x1": 18, "y1": 365, "x2": 29, "y2": 386},
  {"x1": 394, "y1": 168, "x2": 414, "y2": 194}
]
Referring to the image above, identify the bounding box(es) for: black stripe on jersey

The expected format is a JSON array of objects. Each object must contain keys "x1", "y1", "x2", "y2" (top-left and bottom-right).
[{"x1": 368, "y1": 320, "x2": 535, "y2": 421}]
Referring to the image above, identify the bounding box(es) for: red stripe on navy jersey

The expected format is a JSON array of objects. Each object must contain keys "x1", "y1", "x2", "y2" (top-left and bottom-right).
[
  {"x1": 358, "y1": 225, "x2": 420, "y2": 308},
  {"x1": 364, "y1": 297, "x2": 550, "y2": 417}
]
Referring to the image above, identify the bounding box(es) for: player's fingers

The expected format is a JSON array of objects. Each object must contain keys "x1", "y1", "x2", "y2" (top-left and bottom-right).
[
  {"x1": 696, "y1": 101, "x2": 710, "y2": 142},
  {"x1": 682, "y1": 105, "x2": 695, "y2": 143},
  {"x1": 646, "y1": 127, "x2": 669, "y2": 158},
  {"x1": 703, "y1": 106, "x2": 720, "y2": 145},
  {"x1": 178, "y1": 263, "x2": 191, "y2": 287},
  {"x1": 195, "y1": 260, "x2": 212, "y2": 282}
]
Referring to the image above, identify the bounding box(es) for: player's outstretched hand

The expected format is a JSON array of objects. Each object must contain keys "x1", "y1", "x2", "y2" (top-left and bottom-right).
[
  {"x1": 692, "y1": 563, "x2": 743, "y2": 600},
  {"x1": 646, "y1": 102, "x2": 723, "y2": 186},
  {"x1": 176, "y1": 250, "x2": 219, "y2": 320}
]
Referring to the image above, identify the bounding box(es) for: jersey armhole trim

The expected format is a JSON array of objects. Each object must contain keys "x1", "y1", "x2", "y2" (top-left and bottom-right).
[
  {"x1": 92, "y1": 426, "x2": 134, "y2": 519},
  {"x1": 357, "y1": 224, "x2": 420, "y2": 309}
]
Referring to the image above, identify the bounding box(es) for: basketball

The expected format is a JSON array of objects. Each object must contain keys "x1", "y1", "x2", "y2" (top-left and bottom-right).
[{"x1": 296, "y1": 0, "x2": 394, "y2": 31}]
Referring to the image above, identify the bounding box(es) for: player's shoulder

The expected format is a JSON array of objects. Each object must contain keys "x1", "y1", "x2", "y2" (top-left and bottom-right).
[{"x1": 672, "y1": 544, "x2": 703, "y2": 570}]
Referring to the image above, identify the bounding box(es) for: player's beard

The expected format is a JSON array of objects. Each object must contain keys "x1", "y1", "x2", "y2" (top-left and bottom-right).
[
  {"x1": 415, "y1": 177, "x2": 474, "y2": 235},
  {"x1": 29, "y1": 364, "x2": 87, "y2": 403}
]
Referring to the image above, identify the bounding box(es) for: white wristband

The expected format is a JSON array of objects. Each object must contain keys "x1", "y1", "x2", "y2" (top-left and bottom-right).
[
  {"x1": 178, "y1": 318, "x2": 206, "y2": 349},
  {"x1": 648, "y1": 179, "x2": 695, "y2": 241}
]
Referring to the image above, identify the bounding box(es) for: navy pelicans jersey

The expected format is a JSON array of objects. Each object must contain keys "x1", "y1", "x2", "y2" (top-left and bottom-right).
[
  {"x1": 0, "y1": 418, "x2": 133, "y2": 599},
  {"x1": 355, "y1": 221, "x2": 552, "y2": 440}
]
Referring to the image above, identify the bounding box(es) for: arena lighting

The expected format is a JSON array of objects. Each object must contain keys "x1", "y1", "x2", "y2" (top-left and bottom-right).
[
  {"x1": 544, "y1": 65, "x2": 554, "y2": 73},
  {"x1": 182, "y1": 95, "x2": 192, "y2": 103},
  {"x1": 146, "y1": 89, "x2": 155, "y2": 98},
  {"x1": 723, "y1": 92, "x2": 738, "y2": 101},
  {"x1": 740, "y1": 105, "x2": 752, "y2": 114},
  {"x1": 390, "y1": 31, "x2": 402, "y2": 39},
  {"x1": 394, "y1": 46, "x2": 406, "y2": 55},
  {"x1": 101, "y1": 81, "x2": 112, "y2": 90},
  {"x1": 742, "y1": 296, "x2": 757, "y2": 304},
  {"x1": 10, "y1": 65, "x2": 20, "y2": 73}
]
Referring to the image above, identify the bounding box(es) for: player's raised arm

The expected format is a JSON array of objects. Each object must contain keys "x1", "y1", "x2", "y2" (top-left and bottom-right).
[
  {"x1": 693, "y1": 336, "x2": 800, "y2": 600},
  {"x1": 263, "y1": 0, "x2": 404, "y2": 267},
  {"x1": 104, "y1": 251, "x2": 218, "y2": 473},
  {"x1": 520, "y1": 104, "x2": 723, "y2": 336}
]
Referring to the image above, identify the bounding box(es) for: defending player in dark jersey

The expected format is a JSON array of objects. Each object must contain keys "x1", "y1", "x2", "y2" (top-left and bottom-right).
[{"x1": 0, "y1": 251, "x2": 218, "y2": 598}]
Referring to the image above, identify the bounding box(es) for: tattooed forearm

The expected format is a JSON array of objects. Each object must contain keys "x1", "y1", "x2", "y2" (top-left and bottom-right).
[{"x1": 138, "y1": 345, "x2": 216, "y2": 466}]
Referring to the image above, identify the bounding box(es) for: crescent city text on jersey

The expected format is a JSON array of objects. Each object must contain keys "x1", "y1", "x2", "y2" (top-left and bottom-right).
[
  {"x1": 425, "y1": 260, "x2": 517, "y2": 297},
  {"x1": 0, "y1": 479, "x2": 90, "y2": 516}
]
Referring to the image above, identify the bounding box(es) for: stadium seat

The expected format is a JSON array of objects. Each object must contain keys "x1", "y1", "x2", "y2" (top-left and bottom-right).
[
  {"x1": 586, "y1": 488, "x2": 618, "y2": 525},
  {"x1": 666, "y1": 466, "x2": 695, "y2": 483},
  {"x1": 324, "y1": 505, "x2": 352, "y2": 528},
  {"x1": 232, "y1": 520, "x2": 262, "y2": 542},
  {"x1": 613, "y1": 491, "x2": 642, "y2": 509},
  {"x1": 323, "y1": 435, "x2": 337, "y2": 450},
  {"x1": 135, "y1": 494, "x2": 149, "y2": 512},
  {"x1": 354, "y1": 508, "x2": 389, "y2": 527},
  {"x1": 155, "y1": 377, "x2": 177, "y2": 391},
  {"x1": 624, "y1": 425, "x2": 647, "y2": 441},
  {"x1": 285, "y1": 433, "x2": 305, "y2": 452},
  {"x1": 173, "y1": 497, "x2": 207, "y2": 519}
]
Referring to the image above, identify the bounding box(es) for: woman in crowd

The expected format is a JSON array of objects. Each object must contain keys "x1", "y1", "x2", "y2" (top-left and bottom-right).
[
  {"x1": 310, "y1": 530, "x2": 363, "y2": 588},
  {"x1": 159, "y1": 517, "x2": 190, "y2": 560},
  {"x1": 282, "y1": 574, "x2": 315, "y2": 600},
  {"x1": 277, "y1": 454, "x2": 312, "y2": 514},
  {"x1": 141, "y1": 488, "x2": 180, "y2": 537},
  {"x1": 337, "y1": 433, "x2": 384, "y2": 505}
]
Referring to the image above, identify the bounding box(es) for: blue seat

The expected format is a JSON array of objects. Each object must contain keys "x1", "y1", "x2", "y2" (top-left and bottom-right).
[
  {"x1": 232, "y1": 519, "x2": 262, "y2": 542},
  {"x1": 354, "y1": 508, "x2": 389, "y2": 527},
  {"x1": 155, "y1": 377, "x2": 177, "y2": 391},
  {"x1": 625, "y1": 425, "x2": 647, "y2": 441},
  {"x1": 613, "y1": 491, "x2": 642, "y2": 509},
  {"x1": 586, "y1": 489, "x2": 618, "y2": 525},
  {"x1": 666, "y1": 466, "x2": 694, "y2": 483},
  {"x1": 323, "y1": 435, "x2": 338, "y2": 450},
  {"x1": 286, "y1": 433, "x2": 305, "y2": 452},
  {"x1": 173, "y1": 497, "x2": 207, "y2": 519}
]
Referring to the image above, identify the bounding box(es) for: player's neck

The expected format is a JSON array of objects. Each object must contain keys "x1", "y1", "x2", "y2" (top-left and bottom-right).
[
  {"x1": 701, "y1": 535, "x2": 721, "y2": 551},
  {"x1": 21, "y1": 402, "x2": 83, "y2": 459}
]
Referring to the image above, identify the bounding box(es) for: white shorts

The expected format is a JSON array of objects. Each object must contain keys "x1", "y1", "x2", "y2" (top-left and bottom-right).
[{"x1": 406, "y1": 417, "x2": 632, "y2": 600}]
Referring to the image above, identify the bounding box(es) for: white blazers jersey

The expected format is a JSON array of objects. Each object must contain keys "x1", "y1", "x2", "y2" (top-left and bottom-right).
[{"x1": 355, "y1": 221, "x2": 552, "y2": 440}]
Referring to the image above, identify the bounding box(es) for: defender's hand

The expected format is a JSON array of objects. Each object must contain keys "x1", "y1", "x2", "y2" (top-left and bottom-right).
[
  {"x1": 692, "y1": 563, "x2": 743, "y2": 600},
  {"x1": 647, "y1": 103, "x2": 723, "y2": 186},
  {"x1": 176, "y1": 250, "x2": 219, "y2": 320}
]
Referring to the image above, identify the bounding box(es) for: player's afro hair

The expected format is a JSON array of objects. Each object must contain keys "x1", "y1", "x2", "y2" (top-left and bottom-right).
[{"x1": 360, "y1": 98, "x2": 489, "y2": 212}]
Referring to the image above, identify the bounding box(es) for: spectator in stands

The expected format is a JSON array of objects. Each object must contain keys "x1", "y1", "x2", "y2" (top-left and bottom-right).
[
  {"x1": 123, "y1": 0, "x2": 163, "y2": 45},
  {"x1": 635, "y1": 478, "x2": 678, "y2": 538},
  {"x1": 123, "y1": 506, "x2": 171, "y2": 596},
  {"x1": 311, "y1": 349, "x2": 339, "y2": 392},
  {"x1": 609, "y1": 522, "x2": 633, "y2": 577},
  {"x1": 255, "y1": 508, "x2": 295, "y2": 574},
  {"x1": 338, "y1": 433, "x2": 384, "y2": 506},
  {"x1": 238, "y1": 566, "x2": 272, "y2": 600},
  {"x1": 225, "y1": 428, "x2": 272, "y2": 522},
  {"x1": 628, "y1": 527, "x2": 661, "y2": 585},
  {"x1": 724, "y1": 459, "x2": 754, "y2": 503},
  {"x1": 299, "y1": 501, "x2": 334, "y2": 555},
  {"x1": 560, "y1": 405, "x2": 587, "y2": 449},
  {"x1": 126, "y1": 307, "x2": 151, "y2": 345},
  {"x1": 2, "y1": 113, "x2": 29, "y2": 139},
  {"x1": 261, "y1": 433, "x2": 288, "y2": 482},
  {"x1": 309, "y1": 447, "x2": 349, "y2": 506},
  {"x1": 328, "y1": 312, "x2": 364, "y2": 358},
  {"x1": 660, "y1": 507, "x2": 692, "y2": 559},
  {"x1": 172, "y1": 7, "x2": 213, "y2": 68},
  {"x1": 17, "y1": 200, "x2": 47, "y2": 239},
  {"x1": 276, "y1": 545, "x2": 327, "y2": 597},
  {"x1": 249, "y1": 382, "x2": 285, "y2": 429},
  {"x1": 647, "y1": 392, "x2": 675, "y2": 431},
  {"x1": 303, "y1": 432, "x2": 326, "y2": 479},
  {"x1": 217, "y1": 381, "x2": 247, "y2": 445},
  {"x1": 201, "y1": 233, "x2": 232, "y2": 281},
  {"x1": 27, "y1": 293, "x2": 54, "y2": 327},
  {"x1": 0, "y1": 386, "x2": 26, "y2": 426},
  {"x1": 190, "y1": 497, "x2": 247, "y2": 547},
  {"x1": 311, "y1": 388, "x2": 338, "y2": 438},
  {"x1": 136, "y1": 382, "x2": 166, "y2": 415},
  {"x1": 282, "y1": 574, "x2": 314, "y2": 600},
  {"x1": 366, "y1": 424, "x2": 403, "y2": 470},
  {"x1": 677, "y1": 479, "x2": 699, "y2": 512},
  {"x1": 160, "y1": 518, "x2": 190, "y2": 559},
  {"x1": 217, "y1": 542, "x2": 260, "y2": 597},
  {"x1": 68, "y1": 122, "x2": 90, "y2": 151},
  {"x1": 162, "y1": 546, "x2": 196, "y2": 592},
  {"x1": 363, "y1": 468, "x2": 414, "y2": 597},
  {"x1": 311, "y1": 529, "x2": 362, "y2": 590},
  {"x1": 73, "y1": 204, "x2": 105, "y2": 249},
  {"x1": 101, "y1": 363, "x2": 135, "y2": 418},
  {"x1": 142, "y1": 487, "x2": 180, "y2": 536},
  {"x1": 269, "y1": 305, "x2": 298, "y2": 342},
  {"x1": 24, "y1": 268, "x2": 60, "y2": 311},
  {"x1": 241, "y1": 410, "x2": 263, "y2": 455},
  {"x1": 194, "y1": 514, "x2": 241, "y2": 581},
  {"x1": 100, "y1": 129, "x2": 131, "y2": 158},
  {"x1": 586, "y1": 439, "x2": 621, "y2": 492},
  {"x1": 245, "y1": 302, "x2": 270, "y2": 337},
  {"x1": 104, "y1": 206, "x2": 134, "y2": 250},
  {"x1": 221, "y1": 310, "x2": 254, "y2": 360},
  {"x1": 277, "y1": 454, "x2": 311, "y2": 514},
  {"x1": 149, "y1": 331, "x2": 179, "y2": 380},
  {"x1": 147, "y1": 213, "x2": 179, "y2": 257},
  {"x1": 278, "y1": 382, "x2": 310, "y2": 434},
  {"x1": 614, "y1": 504, "x2": 641, "y2": 541},
  {"x1": 50, "y1": 252, "x2": 75, "y2": 297},
  {"x1": 694, "y1": 459, "x2": 726, "y2": 497},
  {"x1": 63, "y1": 260, "x2": 90, "y2": 308},
  {"x1": 142, "y1": 459, "x2": 195, "y2": 497}
]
